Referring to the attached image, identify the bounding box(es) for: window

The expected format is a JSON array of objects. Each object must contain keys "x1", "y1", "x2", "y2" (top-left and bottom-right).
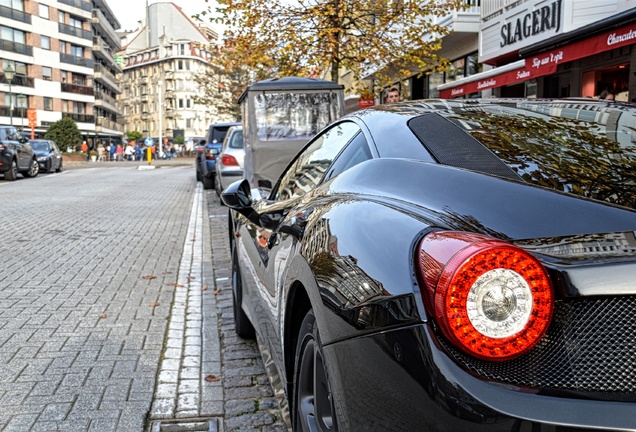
[
  {"x1": 44, "y1": 97, "x2": 53, "y2": 111},
  {"x1": 42, "y1": 66, "x2": 52, "y2": 80},
  {"x1": 72, "y1": 74, "x2": 86, "y2": 86},
  {"x1": 69, "y1": 17, "x2": 82, "y2": 28},
  {"x1": 178, "y1": 60, "x2": 183, "y2": 70},
  {"x1": 61, "y1": 71, "x2": 67, "y2": 82},
  {"x1": 179, "y1": 99, "x2": 184, "y2": 108},
  {"x1": 1, "y1": 0, "x2": 24, "y2": 11},
  {"x1": 70, "y1": 44, "x2": 83, "y2": 57},
  {"x1": 41, "y1": 35, "x2": 50, "y2": 50},
  {"x1": 323, "y1": 132, "x2": 372, "y2": 181},
  {"x1": 1, "y1": 25, "x2": 26, "y2": 44},
  {"x1": 186, "y1": 99, "x2": 191, "y2": 108},
  {"x1": 58, "y1": 11, "x2": 64, "y2": 23},
  {"x1": 273, "y1": 121, "x2": 362, "y2": 201},
  {"x1": 2, "y1": 60, "x2": 27, "y2": 75},
  {"x1": 39, "y1": 4, "x2": 49, "y2": 19},
  {"x1": 60, "y1": 41, "x2": 67, "y2": 53}
]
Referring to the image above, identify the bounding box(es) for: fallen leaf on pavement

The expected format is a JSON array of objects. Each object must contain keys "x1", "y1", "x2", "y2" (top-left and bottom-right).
[
  {"x1": 187, "y1": 276, "x2": 196, "y2": 280},
  {"x1": 205, "y1": 375, "x2": 220, "y2": 382},
  {"x1": 201, "y1": 285, "x2": 208, "y2": 291},
  {"x1": 213, "y1": 289, "x2": 220, "y2": 295},
  {"x1": 166, "y1": 282, "x2": 186, "y2": 287},
  {"x1": 142, "y1": 275, "x2": 157, "y2": 280},
  {"x1": 100, "y1": 314, "x2": 107, "y2": 319},
  {"x1": 149, "y1": 302, "x2": 160, "y2": 307}
]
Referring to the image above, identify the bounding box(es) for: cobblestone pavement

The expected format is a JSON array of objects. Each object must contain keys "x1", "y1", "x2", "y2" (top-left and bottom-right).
[
  {"x1": 204, "y1": 190, "x2": 290, "y2": 432},
  {"x1": 0, "y1": 164, "x2": 288, "y2": 431}
]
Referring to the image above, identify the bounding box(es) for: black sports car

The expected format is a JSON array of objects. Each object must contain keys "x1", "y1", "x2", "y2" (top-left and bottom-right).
[{"x1": 221, "y1": 98, "x2": 636, "y2": 432}]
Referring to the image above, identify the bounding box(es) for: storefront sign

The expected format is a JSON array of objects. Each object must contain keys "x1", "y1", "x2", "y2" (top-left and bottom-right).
[
  {"x1": 501, "y1": 0, "x2": 563, "y2": 47},
  {"x1": 440, "y1": 21, "x2": 636, "y2": 99}
]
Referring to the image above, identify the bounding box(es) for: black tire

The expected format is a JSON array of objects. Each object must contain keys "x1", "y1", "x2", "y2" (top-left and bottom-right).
[
  {"x1": 4, "y1": 159, "x2": 18, "y2": 181},
  {"x1": 202, "y1": 174, "x2": 215, "y2": 190},
  {"x1": 293, "y1": 309, "x2": 337, "y2": 432},
  {"x1": 22, "y1": 159, "x2": 39, "y2": 178},
  {"x1": 56, "y1": 160, "x2": 63, "y2": 173},
  {"x1": 232, "y1": 247, "x2": 255, "y2": 339},
  {"x1": 196, "y1": 169, "x2": 202, "y2": 182}
]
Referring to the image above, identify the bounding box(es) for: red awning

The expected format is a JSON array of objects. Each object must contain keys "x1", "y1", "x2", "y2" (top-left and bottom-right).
[{"x1": 440, "y1": 21, "x2": 636, "y2": 99}]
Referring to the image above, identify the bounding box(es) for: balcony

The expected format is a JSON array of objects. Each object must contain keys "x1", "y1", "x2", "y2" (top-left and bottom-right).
[
  {"x1": 0, "y1": 5, "x2": 31, "y2": 23},
  {"x1": 0, "y1": 40, "x2": 33, "y2": 56},
  {"x1": 141, "y1": 93, "x2": 149, "y2": 102},
  {"x1": 60, "y1": 53, "x2": 93, "y2": 68},
  {"x1": 165, "y1": 108, "x2": 175, "y2": 118},
  {"x1": 95, "y1": 116, "x2": 124, "y2": 131},
  {"x1": 141, "y1": 113, "x2": 149, "y2": 120},
  {"x1": 164, "y1": 70, "x2": 174, "y2": 80},
  {"x1": 61, "y1": 82, "x2": 94, "y2": 96},
  {"x1": 63, "y1": 112, "x2": 95, "y2": 123},
  {"x1": 59, "y1": 0, "x2": 92, "y2": 12},
  {"x1": 0, "y1": 105, "x2": 24, "y2": 119},
  {"x1": 1, "y1": 74, "x2": 35, "y2": 88},
  {"x1": 93, "y1": 64, "x2": 121, "y2": 93},
  {"x1": 59, "y1": 23, "x2": 92, "y2": 41},
  {"x1": 91, "y1": 8, "x2": 121, "y2": 50}
]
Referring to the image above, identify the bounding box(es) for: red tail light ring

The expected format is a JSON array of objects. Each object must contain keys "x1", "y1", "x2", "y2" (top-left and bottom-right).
[
  {"x1": 221, "y1": 154, "x2": 239, "y2": 166},
  {"x1": 418, "y1": 231, "x2": 553, "y2": 361}
]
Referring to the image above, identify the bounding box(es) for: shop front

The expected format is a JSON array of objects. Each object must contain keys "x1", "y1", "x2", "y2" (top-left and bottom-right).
[{"x1": 439, "y1": 1, "x2": 636, "y2": 102}]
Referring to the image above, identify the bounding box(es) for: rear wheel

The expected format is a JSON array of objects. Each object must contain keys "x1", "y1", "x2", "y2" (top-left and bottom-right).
[
  {"x1": 4, "y1": 159, "x2": 18, "y2": 181},
  {"x1": 293, "y1": 309, "x2": 336, "y2": 432},
  {"x1": 202, "y1": 174, "x2": 215, "y2": 190},
  {"x1": 22, "y1": 159, "x2": 39, "y2": 178},
  {"x1": 232, "y1": 247, "x2": 255, "y2": 339},
  {"x1": 196, "y1": 169, "x2": 202, "y2": 182}
]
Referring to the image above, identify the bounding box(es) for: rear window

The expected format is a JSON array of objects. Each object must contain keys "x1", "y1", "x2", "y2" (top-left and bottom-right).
[
  {"x1": 228, "y1": 130, "x2": 244, "y2": 149},
  {"x1": 441, "y1": 103, "x2": 636, "y2": 209},
  {"x1": 206, "y1": 125, "x2": 234, "y2": 144}
]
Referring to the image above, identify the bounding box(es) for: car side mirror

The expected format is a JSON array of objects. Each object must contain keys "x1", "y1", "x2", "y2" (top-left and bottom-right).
[{"x1": 222, "y1": 179, "x2": 252, "y2": 209}]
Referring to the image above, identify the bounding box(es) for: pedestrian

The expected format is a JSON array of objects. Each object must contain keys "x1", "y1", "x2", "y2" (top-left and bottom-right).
[
  {"x1": 124, "y1": 143, "x2": 134, "y2": 161},
  {"x1": 81, "y1": 140, "x2": 89, "y2": 160},
  {"x1": 116, "y1": 144, "x2": 123, "y2": 161},
  {"x1": 97, "y1": 144, "x2": 105, "y2": 162},
  {"x1": 384, "y1": 87, "x2": 400, "y2": 104},
  {"x1": 109, "y1": 143, "x2": 116, "y2": 161}
]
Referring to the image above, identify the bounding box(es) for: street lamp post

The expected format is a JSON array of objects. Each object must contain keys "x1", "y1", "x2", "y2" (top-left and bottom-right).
[
  {"x1": 3, "y1": 64, "x2": 16, "y2": 126},
  {"x1": 17, "y1": 94, "x2": 26, "y2": 131}
]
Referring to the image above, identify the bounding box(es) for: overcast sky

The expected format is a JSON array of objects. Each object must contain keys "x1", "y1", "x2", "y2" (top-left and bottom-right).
[{"x1": 106, "y1": 0, "x2": 217, "y2": 32}]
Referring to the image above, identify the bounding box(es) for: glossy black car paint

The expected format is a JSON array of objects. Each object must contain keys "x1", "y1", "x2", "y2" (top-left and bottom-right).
[{"x1": 225, "y1": 99, "x2": 636, "y2": 431}]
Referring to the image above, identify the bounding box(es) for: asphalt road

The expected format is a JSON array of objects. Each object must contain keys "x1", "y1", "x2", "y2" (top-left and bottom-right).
[{"x1": 0, "y1": 161, "x2": 288, "y2": 431}]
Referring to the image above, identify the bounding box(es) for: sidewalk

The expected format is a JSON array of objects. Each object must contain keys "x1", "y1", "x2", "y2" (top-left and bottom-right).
[{"x1": 62, "y1": 156, "x2": 195, "y2": 170}]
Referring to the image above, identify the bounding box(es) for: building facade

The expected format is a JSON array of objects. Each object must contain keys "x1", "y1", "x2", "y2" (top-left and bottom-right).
[
  {"x1": 118, "y1": 2, "x2": 220, "y2": 144},
  {"x1": 0, "y1": 0, "x2": 124, "y2": 143},
  {"x1": 439, "y1": 0, "x2": 636, "y2": 101}
]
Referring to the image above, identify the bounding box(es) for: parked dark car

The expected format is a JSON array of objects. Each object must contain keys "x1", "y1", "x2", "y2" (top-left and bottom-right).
[
  {"x1": 0, "y1": 126, "x2": 39, "y2": 181},
  {"x1": 222, "y1": 98, "x2": 636, "y2": 432},
  {"x1": 196, "y1": 122, "x2": 240, "y2": 190},
  {"x1": 215, "y1": 125, "x2": 245, "y2": 197},
  {"x1": 29, "y1": 139, "x2": 63, "y2": 173}
]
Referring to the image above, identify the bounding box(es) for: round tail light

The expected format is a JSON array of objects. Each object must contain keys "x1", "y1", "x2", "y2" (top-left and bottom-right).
[{"x1": 417, "y1": 231, "x2": 553, "y2": 361}]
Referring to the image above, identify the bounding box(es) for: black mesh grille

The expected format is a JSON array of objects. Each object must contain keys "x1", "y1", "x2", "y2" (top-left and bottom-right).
[{"x1": 442, "y1": 296, "x2": 636, "y2": 396}]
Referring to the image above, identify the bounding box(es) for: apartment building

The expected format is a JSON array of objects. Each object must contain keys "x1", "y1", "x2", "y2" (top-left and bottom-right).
[
  {"x1": 118, "y1": 2, "x2": 219, "y2": 143},
  {"x1": 0, "y1": 0, "x2": 124, "y2": 143}
]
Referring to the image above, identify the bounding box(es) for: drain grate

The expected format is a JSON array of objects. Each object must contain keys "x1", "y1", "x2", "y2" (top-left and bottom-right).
[{"x1": 149, "y1": 418, "x2": 220, "y2": 432}]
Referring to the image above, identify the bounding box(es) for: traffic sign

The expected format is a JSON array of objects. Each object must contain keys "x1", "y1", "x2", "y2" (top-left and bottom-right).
[{"x1": 145, "y1": 137, "x2": 154, "y2": 146}]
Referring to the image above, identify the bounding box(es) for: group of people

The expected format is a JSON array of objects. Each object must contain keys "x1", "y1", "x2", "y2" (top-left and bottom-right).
[{"x1": 79, "y1": 138, "x2": 178, "y2": 162}]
